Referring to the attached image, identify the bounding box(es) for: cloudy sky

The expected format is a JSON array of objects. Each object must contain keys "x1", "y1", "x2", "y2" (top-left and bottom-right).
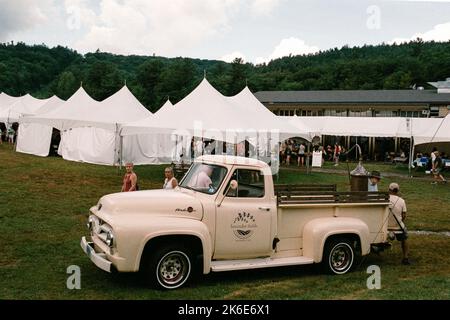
[{"x1": 1, "y1": 0, "x2": 450, "y2": 63}]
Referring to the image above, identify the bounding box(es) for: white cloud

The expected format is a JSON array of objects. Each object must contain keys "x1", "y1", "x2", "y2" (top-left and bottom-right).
[
  {"x1": 64, "y1": 0, "x2": 97, "y2": 31},
  {"x1": 389, "y1": 21, "x2": 450, "y2": 44},
  {"x1": 255, "y1": 37, "x2": 320, "y2": 64},
  {"x1": 249, "y1": 0, "x2": 282, "y2": 16},
  {"x1": 220, "y1": 51, "x2": 247, "y2": 63},
  {"x1": 0, "y1": 0, "x2": 51, "y2": 41},
  {"x1": 75, "y1": 0, "x2": 244, "y2": 56}
]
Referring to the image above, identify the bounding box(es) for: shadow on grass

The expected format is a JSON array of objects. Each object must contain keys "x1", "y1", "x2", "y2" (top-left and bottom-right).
[{"x1": 104, "y1": 263, "x2": 321, "y2": 291}]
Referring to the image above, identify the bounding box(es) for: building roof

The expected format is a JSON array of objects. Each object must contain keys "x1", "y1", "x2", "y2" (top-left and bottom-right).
[{"x1": 254, "y1": 89, "x2": 450, "y2": 105}]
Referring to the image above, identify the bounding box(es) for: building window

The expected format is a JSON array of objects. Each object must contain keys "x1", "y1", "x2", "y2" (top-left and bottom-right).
[{"x1": 429, "y1": 106, "x2": 439, "y2": 117}]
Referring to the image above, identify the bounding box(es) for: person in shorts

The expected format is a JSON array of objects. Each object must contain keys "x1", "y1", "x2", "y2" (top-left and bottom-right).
[{"x1": 388, "y1": 182, "x2": 410, "y2": 265}]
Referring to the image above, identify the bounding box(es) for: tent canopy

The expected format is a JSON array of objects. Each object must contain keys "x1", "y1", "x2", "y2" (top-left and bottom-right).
[
  {"x1": 21, "y1": 86, "x2": 151, "y2": 131},
  {"x1": 228, "y1": 87, "x2": 311, "y2": 142},
  {"x1": 0, "y1": 94, "x2": 53, "y2": 123},
  {"x1": 121, "y1": 79, "x2": 310, "y2": 143},
  {"x1": 0, "y1": 92, "x2": 20, "y2": 110},
  {"x1": 155, "y1": 99, "x2": 174, "y2": 117},
  {"x1": 414, "y1": 115, "x2": 450, "y2": 145},
  {"x1": 286, "y1": 116, "x2": 445, "y2": 142}
]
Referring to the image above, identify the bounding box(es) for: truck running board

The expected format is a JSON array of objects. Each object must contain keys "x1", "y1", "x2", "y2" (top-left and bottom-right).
[{"x1": 211, "y1": 256, "x2": 314, "y2": 272}]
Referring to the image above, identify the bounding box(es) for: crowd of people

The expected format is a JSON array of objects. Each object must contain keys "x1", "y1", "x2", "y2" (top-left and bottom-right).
[
  {"x1": 280, "y1": 140, "x2": 347, "y2": 167},
  {"x1": 0, "y1": 124, "x2": 17, "y2": 145}
]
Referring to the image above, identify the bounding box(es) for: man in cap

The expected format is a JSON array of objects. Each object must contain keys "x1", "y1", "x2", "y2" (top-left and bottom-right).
[
  {"x1": 368, "y1": 170, "x2": 381, "y2": 192},
  {"x1": 388, "y1": 182, "x2": 410, "y2": 265}
]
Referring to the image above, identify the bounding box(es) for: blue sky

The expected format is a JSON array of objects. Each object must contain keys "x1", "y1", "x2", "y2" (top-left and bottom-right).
[{"x1": 1, "y1": 0, "x2": 449, "y2": 63}]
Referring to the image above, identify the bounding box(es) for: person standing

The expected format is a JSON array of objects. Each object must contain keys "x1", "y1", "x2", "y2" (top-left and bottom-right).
[
  {"x1": 333, "y1": 142, "x2": 341, "y2": 166},
  {"x1": 430, "y1": 147, "x2": 437, "y2": 171},
  {"x1": 121, "y1": 162, "x2": 138, "y2": 192},
  {"x1": 368, "y1": 171, "x2": 381, "y2": 191},
  {"x1": 297, "y1": 143, "x2": 306, "y2": 167},
  {"x1": 163, "y1": 167, "x2": 178, "y2": 189},
  {"x1": 432, "y1": 151, "x2": 447, "y2": 184},
  {"x1": 7, "y1": 126, "x2": 15, "y2": 145},
  {"x1": 387, "y1": 183, "x2": 410, "y2": 265}
]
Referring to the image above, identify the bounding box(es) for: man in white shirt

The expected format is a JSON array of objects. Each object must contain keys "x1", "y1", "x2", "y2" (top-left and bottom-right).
[
  {"x1": 191, "y1": 165, "x2": 213, "y2": 188},
  {"x1": 388, "y1": 182, "x2": 410, "y2": 265}
]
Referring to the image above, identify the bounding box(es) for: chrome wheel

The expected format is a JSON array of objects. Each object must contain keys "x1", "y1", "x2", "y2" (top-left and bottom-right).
[
  {"x1": 328, "y1": 242, "x2": 354, "y2": 274},
  {"x1": 156, "y1": 250, "x2": 191, "y2": 289}
]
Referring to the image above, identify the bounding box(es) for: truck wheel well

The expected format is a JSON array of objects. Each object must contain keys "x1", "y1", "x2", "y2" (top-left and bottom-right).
[
  {"x1": 140, "y1": 235, "x2": 203, "y2": 271},
  {"x1": 324, "y1": 233, "x2": 361, "y2": 254}
]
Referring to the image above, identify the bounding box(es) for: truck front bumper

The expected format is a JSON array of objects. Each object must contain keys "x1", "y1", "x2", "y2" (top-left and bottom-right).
[{"x1": 80, "y1": 236, "x2": 112, "y2": 273}]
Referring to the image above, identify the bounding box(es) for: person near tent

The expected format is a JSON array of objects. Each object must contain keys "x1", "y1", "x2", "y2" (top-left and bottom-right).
[
  {"x1": 387, "y1": 183, "x2": 410, "y2": 265},
  {"x1": 333, "y1": 142, "x2": 341, "y2": 166},
  {"x1": 430, "y1": 147, "x2": 438, "y2": 171},
  {"x1": 7, "y1": 126, "x2": 15, "y2": 145},
  {"x1": 163, "y1": 167, "x2": 178, "y2": 189},
  {"x1": 121, "y1": 162, "x2": 138, "y2": 192},
  {"x1": 368, "y1": 171, "x2": 381, "y2": 192},
  {"x1": 431, "y1": 151, "x2": 447, "y2": 184},
  {"x1": 297, "y1": 143, "x2": 306, "y2": 167}
]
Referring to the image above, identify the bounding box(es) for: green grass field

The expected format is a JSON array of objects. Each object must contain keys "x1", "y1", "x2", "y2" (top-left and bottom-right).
[{"x1": 1, "y1": 143, "x2": 449, "y2": 300}]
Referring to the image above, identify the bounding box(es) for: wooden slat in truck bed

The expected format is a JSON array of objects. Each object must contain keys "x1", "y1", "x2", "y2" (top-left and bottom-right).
[
  {"x1": 277, "y1": 190, "x2": 389, "y2": 205},
  {"x1": 275, "y1": 184, "x2": 337, "y2": 193}
]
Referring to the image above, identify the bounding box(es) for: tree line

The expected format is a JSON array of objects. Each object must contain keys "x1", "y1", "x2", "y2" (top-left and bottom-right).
[{"x1": 1, "y1": 39, "x2": 450, "y2": 112}]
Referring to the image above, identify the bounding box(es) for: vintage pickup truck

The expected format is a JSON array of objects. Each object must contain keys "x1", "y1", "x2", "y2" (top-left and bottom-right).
[{"x1": 81, "y1": 155, "x2": 391, "y2": 289}]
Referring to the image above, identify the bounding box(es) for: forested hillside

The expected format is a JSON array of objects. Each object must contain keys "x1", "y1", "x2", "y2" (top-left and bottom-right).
[{"x1": 1, "y1": 39, "x2": 449, "y2": 112}]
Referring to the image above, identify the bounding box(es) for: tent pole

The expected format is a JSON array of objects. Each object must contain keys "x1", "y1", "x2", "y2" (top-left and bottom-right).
[
  {"x1": 306, "y1": 142, "x2": 310, "y2": 174},
  {"x1": 409, "y1": 138, "x2": 414, "y2": 178},
  {"x1": 120, "y1": 134, "x2": 123, "y2": 171}
]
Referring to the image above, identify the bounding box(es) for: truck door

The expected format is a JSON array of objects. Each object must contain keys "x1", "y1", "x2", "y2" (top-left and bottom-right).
[{"x1": 214, "y1": 168, "x2": 275, "y2": 259}]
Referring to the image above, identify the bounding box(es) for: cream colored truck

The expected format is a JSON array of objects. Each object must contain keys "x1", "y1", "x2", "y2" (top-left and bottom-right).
[{"x1": 81, "y1": 155, "x2": 391, "y2": 290}]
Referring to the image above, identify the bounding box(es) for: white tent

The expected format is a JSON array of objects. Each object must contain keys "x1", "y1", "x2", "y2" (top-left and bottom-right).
[
  {"x1": 0, "y1": 92, "x2": 20, "y2": 110},
  {"x1": 226, "y1": 87, "x2": 312, "y2": 172},
  {"x1": 0, "y1": 94, "x2": 52, "y2": 123},
  {"x1": 228, "y1": 87, "x2": 311, "y2": 142},
  {"x1": 413, "y1": 115, "x2": 450, "y2": 145},
  {"x1": 21, "y1": 86, "x2": 151, "y2": 165},
  {"x1": 121, "y1": 99, "x2": 177, "y2": 165},
  {"x1": 287, "y1": 116, "x2": 400, "y2": 138},
  {"x1": 122, "y1": 79, "x2": 306, "y2": 144},
  {"x1": 286, "y1": 116, "x2": 444, "y2": 140},
  {"x1": 16, "y1": 96, "x2": 65, "y2": 157}
]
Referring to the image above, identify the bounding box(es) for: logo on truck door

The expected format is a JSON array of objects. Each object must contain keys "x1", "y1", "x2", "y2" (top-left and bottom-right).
[{"x1": 231, "y1": 212, "x2": 257, "y2": 240}]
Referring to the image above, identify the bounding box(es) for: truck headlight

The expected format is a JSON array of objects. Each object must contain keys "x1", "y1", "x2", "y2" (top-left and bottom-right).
[{"x1": 106, "y1": 231, "x2": 114, "y2": 247}]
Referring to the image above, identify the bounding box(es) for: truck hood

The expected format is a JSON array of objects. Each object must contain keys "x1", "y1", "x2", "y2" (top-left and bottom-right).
[{"x1": 93, "y1": 188, "x2": 203, "y2": 220}]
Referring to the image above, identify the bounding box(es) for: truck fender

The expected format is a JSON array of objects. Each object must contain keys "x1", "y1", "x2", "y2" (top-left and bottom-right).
[
  {"x1": 135, "y1": 217, "x2": 212, "y2": 274},
  {"x1": 302, "y1": 217, "x2": 370, "y2": 263}
]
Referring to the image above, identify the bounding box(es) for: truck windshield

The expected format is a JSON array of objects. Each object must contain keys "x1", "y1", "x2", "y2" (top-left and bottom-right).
[{"x1": 180, "y1": 163, "x2": 228, "y2": 195}]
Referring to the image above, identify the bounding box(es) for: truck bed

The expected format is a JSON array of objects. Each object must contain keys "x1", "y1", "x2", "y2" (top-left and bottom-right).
[{"x1": 275, "y1": 184, "x2": 389, "y2": 206}]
